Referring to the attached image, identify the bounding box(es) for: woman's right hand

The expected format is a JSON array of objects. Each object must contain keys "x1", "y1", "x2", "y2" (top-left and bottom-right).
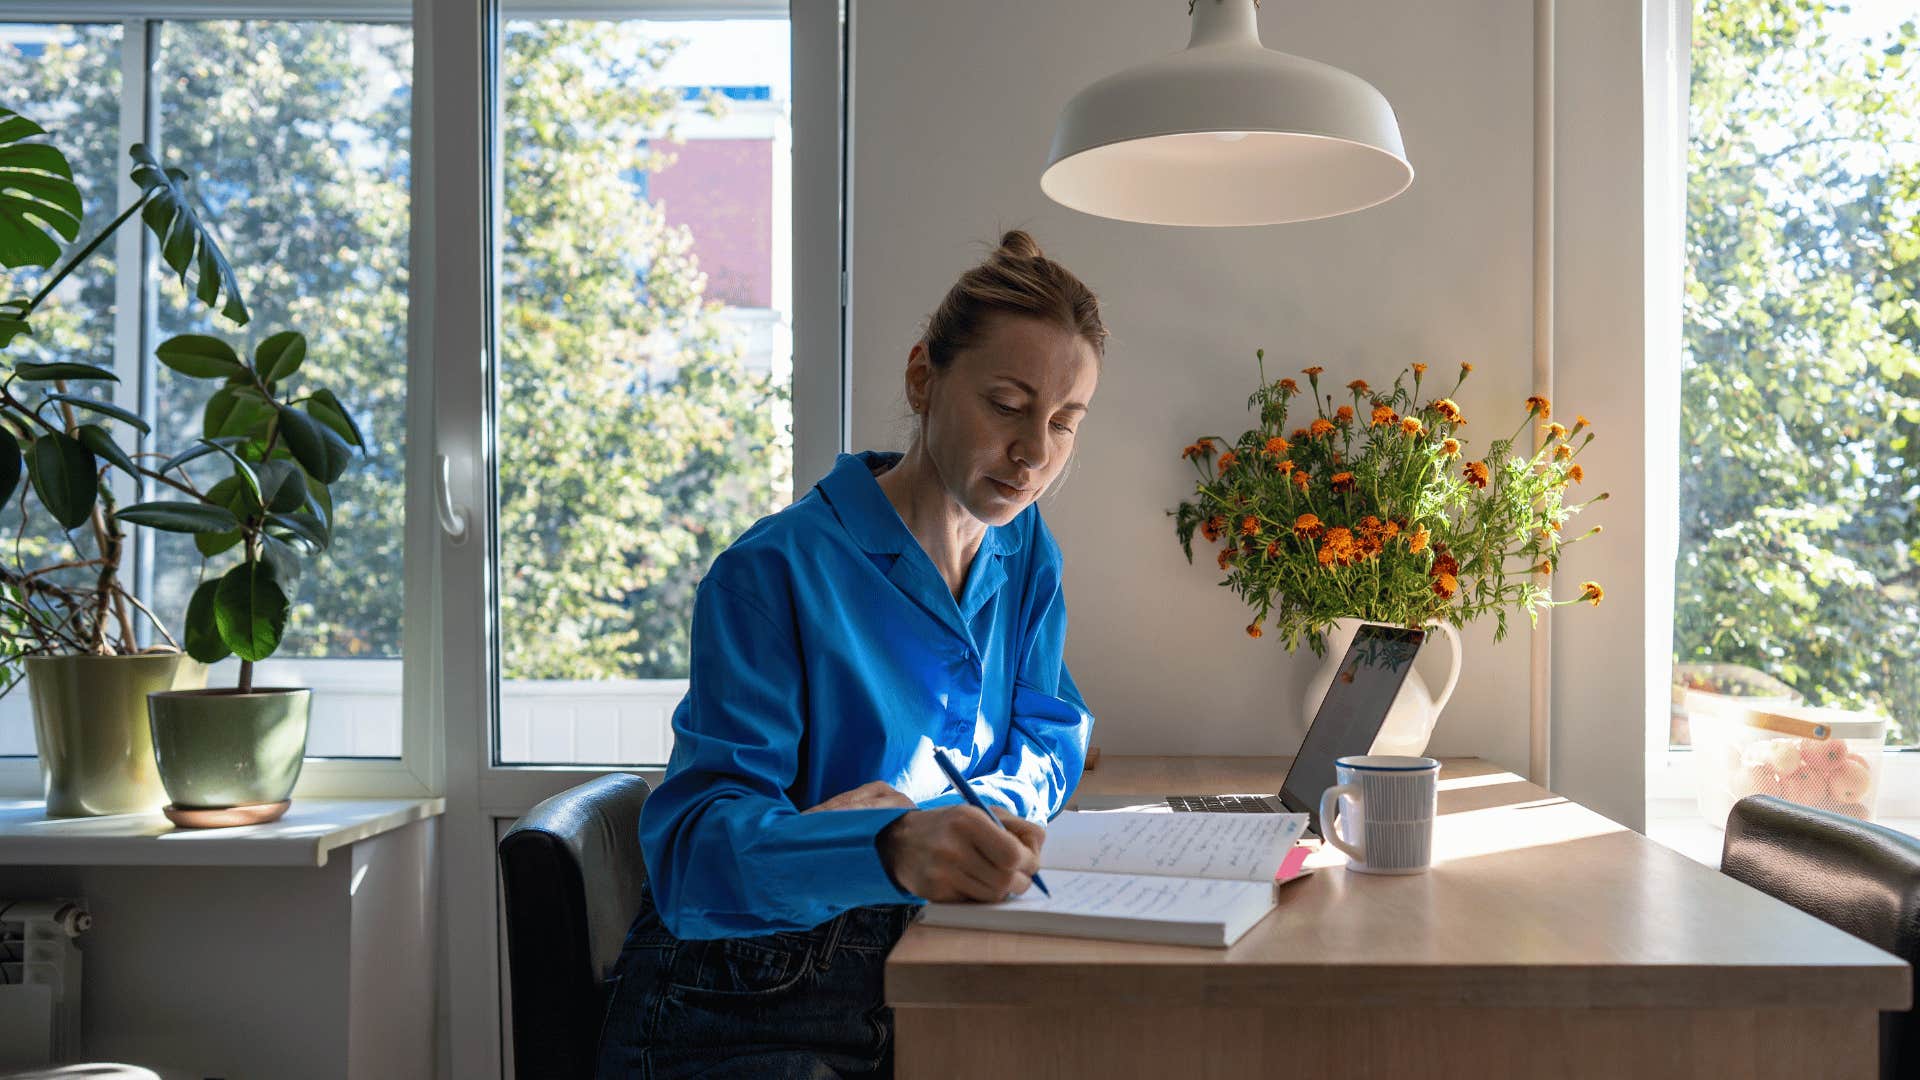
[{"x1": 877, "y1": 805, "x2": 1045, "y2": 902}]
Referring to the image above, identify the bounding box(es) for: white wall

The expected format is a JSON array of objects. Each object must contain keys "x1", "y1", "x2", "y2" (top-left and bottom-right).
[{"x1": 849, "y1": 0, "x2": 1550, "y2": 773}]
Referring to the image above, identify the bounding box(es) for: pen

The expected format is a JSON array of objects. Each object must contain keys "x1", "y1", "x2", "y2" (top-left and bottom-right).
[{"x1": 930, "y1": 747, "x2": 1051, "y2": 899}]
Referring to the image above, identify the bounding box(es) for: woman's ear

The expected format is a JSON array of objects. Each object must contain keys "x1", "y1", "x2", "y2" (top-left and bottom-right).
[{"x1": 904, "y1": 342, "x2": 934, "y2": 416}]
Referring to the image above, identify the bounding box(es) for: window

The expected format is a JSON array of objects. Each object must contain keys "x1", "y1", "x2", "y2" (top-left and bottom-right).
[
  {"x1": 0, "y1": 15, "x2": 412, "y2": 764},
  {"x1": 1673, "y1": 0, "x2": 1920, "y2": 750},
  {"x1": 494, "y1": 16, "x2": 794, "y2": 766}
]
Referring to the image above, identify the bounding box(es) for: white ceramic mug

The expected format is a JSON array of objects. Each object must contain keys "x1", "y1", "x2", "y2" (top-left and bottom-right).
[{"x1": 1318, "y1": 755, "x2": 1440, "y2": 874}]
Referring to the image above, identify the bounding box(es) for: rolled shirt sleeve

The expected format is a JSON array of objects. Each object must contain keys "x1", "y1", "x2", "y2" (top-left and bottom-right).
[{"x1": 639, "y1": 574, "x2": 915, "y2": 940}]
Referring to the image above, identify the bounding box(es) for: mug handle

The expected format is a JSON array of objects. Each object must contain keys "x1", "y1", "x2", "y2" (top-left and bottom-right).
[
  {"x1": 1319, "y1": 783, "x2": 1365, "y2": 863},
  {"x1": 1428, "y1": 621, "x2": 1462, "y2": 718}
]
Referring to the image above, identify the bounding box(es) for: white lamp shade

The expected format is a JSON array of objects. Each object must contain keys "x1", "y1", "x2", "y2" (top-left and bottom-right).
[{"x1": 1042, "y1": 0, "x2": 1413, "y2": 226}]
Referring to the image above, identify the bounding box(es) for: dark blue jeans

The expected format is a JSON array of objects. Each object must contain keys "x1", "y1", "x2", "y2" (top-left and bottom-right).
[{"x1": 594, "y1": 882, "x2": 921, "y2": 1079}]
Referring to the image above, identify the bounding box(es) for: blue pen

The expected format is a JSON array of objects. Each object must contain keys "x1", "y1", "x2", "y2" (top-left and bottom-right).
[{"x1": 930, "y1": 747, "x2": 1051, "y2": 899}]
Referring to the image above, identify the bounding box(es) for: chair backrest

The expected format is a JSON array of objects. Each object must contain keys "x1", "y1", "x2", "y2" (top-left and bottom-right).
[
  {"x1": 1722, "y1": 794, "x2": 1920, "y2": 1079},
  {"x1": 498, "y1": 773, "x2": 653, "y2": 1080}
]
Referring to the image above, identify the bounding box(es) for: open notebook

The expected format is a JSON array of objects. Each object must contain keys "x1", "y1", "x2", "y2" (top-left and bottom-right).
[{"x1": 918, "y1": 810, "x2": 1310, "y2": 947}]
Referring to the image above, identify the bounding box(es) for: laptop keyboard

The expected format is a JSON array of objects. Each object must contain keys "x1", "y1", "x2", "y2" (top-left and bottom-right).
[{"x1": 1165, "y1": 795, "x2": 1279, "y2": 813}]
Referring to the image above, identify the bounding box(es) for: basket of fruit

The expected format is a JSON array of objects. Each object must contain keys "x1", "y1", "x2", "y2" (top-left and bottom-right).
[{"x1": 1691, "y1": 699, "x2": 1887, "y2": 828}]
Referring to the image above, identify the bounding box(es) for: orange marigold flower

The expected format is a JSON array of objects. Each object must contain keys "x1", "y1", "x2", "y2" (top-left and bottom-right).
[
  {"x1": 1335, "y1": 405, "x2": 1355, "y2": 424},
  {"x1": 1433, "y1": 550, "x2": 1461, "y2": 577},
  {"x1": 1201, "y1": 515, "x2": 1225, "y2": 542},
  {"x1": 1429, "y1": 398, "x2": 1465, "y2": 424},
  {"x1": 1580, "y1": 580, "x2": 1604, "y2": 606},
  {"x1": 1279, "y1": 378, "x2": 1300, "y2": 394},
  {"x1": 1246, "y1": 621, "x2": 1263, "y2": 639},
  {"x1": 1568, "y1": 463, "x2": 1585, "y2": 484},
  {"x1": 1277, "y1": 459, "x2": 1296, "y2": 475},
  {"x1": 1359, "y1": 515, "x2": 1384, "y2": 533},
  {"x1": 1240, "y1": 514, "x2": 1260, "y2": 536},
  {"x1": 1461, "y1": 361, "x2": 1475, "y2": 373},
  {"x1": 1293, "y1": 513, "x2": 1323, "y2": 538},
  {"x1": 1544, "y1": 422, "x2": 1569, "y2": 441},
  {"x1": 1293, "y1": 470, "x2": 1310, "y2": 491},
  {"x1": 1359, "y1": 534, "x2": 1385, "y2": 558},
  {"x1": 1302, "y1": 366, "x2": 1324, "y2": 377},
  {"x1": 1407, "y1": 525, "x2": 1430, "y2": 554},
  {"x1": 1370, "y1": 404, "x2": 1397, "y2": 427},
  {"x1": 1316, "y1": 543, "x2": 1338, "y2": 567},
  {"x1": 1217, "y1": 450, "x2": 1238, "y2": 473},
  {"x1": 1347, "y1": 379, "x2": 1370, "y2": 395},
  {"x1": 1526, "y1": 395, "x2": 1551, "y2": 418},
  {"x1": 1330, "y1": 471, "x2": 1356, "y2": 493},
  {"x1": 1576, "y1": 414, "x2": 1591, "y2": 427},
  {"x1": 1382, "y1": 520, "x2": 1401, "y2": 540},
  {"x1": 1401, "y1": 416, "x2": 1424, "y2": 437},
  {"x1": 1265, "y1": 436, "x2": 1290, "y2": 455},
  {"x1": 1309, "y1": 418, "x2": 1336, "y2": 438},
  {"x1": 1464, "y1": 460, "x2": 1490, "y2": 488},
  {"x1": 1265, "y1": 540, "x2": 1283, "y2": 558},
  {"x1": 1554, "y1": 444, "x2": 1572, "y2": 461},
  {"x1": 1180, "y1": 443, "x2": 1202, "y2": 459},
  {"x1": 1218, "y1": 548, "x2": 1235, "y2": 570},
  {"x1": 1433, "y1": 571, "x2": 1459, "y2": 599},
  {"x1": 1535, "y1": 561, "x2": 1553, "y2": 575},
  {"x1": 1440, "y1": 437, "x2": 1462, "y2": 458},
  {"x1": 1412, "y1": 362, "x2": 1429, "y2": 376}
]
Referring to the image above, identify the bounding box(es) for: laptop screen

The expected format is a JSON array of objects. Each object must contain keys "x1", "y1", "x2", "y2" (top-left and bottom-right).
[{"x1": 1279, "y1": 624, "x2": 1427, "y2": 826}]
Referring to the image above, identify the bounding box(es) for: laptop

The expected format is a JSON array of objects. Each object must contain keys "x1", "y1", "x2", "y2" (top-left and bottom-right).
[{"x1": 1070, "y1": 623, "x2": 1428, "y2": 836}]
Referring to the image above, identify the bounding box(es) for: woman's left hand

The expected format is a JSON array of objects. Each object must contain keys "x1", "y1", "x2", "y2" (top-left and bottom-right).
[{"x1": 802, "y1": 780, "x2": 916, "y2": 814}]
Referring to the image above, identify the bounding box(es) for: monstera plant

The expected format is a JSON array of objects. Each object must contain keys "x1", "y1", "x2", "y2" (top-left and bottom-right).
[
  {"x1": 2, "y1": 106, "x2": 364, "y2": 825},
  {"x1": 0, "y1": 105, "x2": 255, "y2": 818}
]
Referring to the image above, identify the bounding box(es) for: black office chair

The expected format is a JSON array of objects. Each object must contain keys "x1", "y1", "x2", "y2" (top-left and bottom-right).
[
  {"x1": 1722, "y1": 794, "x2": 1920, "y2": 1079},
  {"x1": 499, "y1": 773, "x2": 653, "y2": 1080}
]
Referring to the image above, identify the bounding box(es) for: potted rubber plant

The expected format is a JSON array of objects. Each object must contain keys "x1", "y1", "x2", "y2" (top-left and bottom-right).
[
  {"x1": 0, "y1": 106, "x2": 250, "y2": 816},
  {"x1": 127, "y1": 328, "x2": 362, "y2": 827}
]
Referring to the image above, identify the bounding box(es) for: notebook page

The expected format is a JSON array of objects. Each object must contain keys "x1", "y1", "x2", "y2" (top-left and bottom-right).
[
  {"x1": 1039, "y1": 810, "x2": 1307, "y2": 881},
  {"x1": 995, "y1": 868, "x2": 1273, "y2": 923}
]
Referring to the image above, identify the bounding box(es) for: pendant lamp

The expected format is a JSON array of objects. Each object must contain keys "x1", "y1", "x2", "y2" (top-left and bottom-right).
[{"x1": 1041, "y1": 0, "x2": 1413, "y2": 226}]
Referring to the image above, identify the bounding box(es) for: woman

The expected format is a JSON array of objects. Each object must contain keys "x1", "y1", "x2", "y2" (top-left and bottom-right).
[{"x1": 595, "y1": 230, "x2": 1104, "y2": 1079}]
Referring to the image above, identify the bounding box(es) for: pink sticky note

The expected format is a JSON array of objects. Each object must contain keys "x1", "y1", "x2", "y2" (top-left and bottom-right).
[{"x1": 1275, "y1": 844, "x2": 1312, "y2": 884}]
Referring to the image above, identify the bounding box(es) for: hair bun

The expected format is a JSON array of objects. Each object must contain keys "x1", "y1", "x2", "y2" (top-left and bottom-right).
[{"x1": 995, "y1": 229, "x2": 1044, "y2": 262}]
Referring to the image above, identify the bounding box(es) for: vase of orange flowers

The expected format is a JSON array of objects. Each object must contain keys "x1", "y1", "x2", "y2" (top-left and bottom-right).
[{"x1": 1172, "y1": 355, "x2": 1608, "y2": 751}]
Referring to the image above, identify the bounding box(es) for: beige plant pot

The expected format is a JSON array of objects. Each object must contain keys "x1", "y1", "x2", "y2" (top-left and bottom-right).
[{"x1": 28, "y1": 652, "x2": 208, "y2": 817}]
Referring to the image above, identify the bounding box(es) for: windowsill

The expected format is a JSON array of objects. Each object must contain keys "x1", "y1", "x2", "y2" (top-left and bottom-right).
[
  {"x1": 1645, "y1": 799, "x2": 1920, "y2": 869},
  {"x1": 0, "y1": 795, "x2": 444, "y2": 868}
]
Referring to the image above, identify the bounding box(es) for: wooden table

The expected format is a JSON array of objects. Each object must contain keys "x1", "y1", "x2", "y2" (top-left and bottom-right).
[{"x1": 886, "y1": 757, "x2": 1911, "y2": 1079}]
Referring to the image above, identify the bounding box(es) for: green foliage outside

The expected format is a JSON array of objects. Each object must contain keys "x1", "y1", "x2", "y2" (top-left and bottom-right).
[
  {"x1": 1, "y1": 19, "x2": 784, "y2": 681},
  {"x1": 1679, "y1": 0, "x2": 1920, "y2": 744}
]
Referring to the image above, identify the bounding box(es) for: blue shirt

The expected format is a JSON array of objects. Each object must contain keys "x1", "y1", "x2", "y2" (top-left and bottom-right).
[{"x1": 639, "y1": 450, "x2": 1094, "y2": 939}]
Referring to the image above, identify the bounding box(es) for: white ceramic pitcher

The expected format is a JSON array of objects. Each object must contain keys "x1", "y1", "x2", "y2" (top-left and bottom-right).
[{"x1": 1298, "y1": 618, "x2": 1462, "y2": 757}]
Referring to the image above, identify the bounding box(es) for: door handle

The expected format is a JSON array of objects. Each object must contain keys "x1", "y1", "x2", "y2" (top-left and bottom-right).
[{"x1": 436, "y1": 453, "x2": 471, "y2": 545}]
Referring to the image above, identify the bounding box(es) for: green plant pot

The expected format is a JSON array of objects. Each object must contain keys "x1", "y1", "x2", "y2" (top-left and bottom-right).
[
  {"x1": 147, "y1": 688, "x2": 311, "y2": 810},
  {"x1": 28, "y1": 653, "x2": 208, "y2": 817}
]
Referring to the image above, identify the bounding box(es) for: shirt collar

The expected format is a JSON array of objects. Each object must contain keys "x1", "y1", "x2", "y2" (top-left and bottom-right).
[{"x1": 817, "y1": 451, "x2": 1026, "y2": 559}]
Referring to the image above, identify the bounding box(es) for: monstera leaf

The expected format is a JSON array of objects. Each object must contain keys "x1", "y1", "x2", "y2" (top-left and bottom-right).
[
  {"x1": 0, "y1": 108, "x2": 82, "y2": 271},
  {"x1": 129, "y1": 143, "x2": 249, "y2": 326}
]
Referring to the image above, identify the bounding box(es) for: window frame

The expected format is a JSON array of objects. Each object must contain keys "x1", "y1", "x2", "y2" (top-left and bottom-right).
[
  {"x1": 1643, "y1": 0, "x2": 1920, "y2": 822},
  {"x1": 0, "y1": 0, "x2": 837, "y2": 808}
]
